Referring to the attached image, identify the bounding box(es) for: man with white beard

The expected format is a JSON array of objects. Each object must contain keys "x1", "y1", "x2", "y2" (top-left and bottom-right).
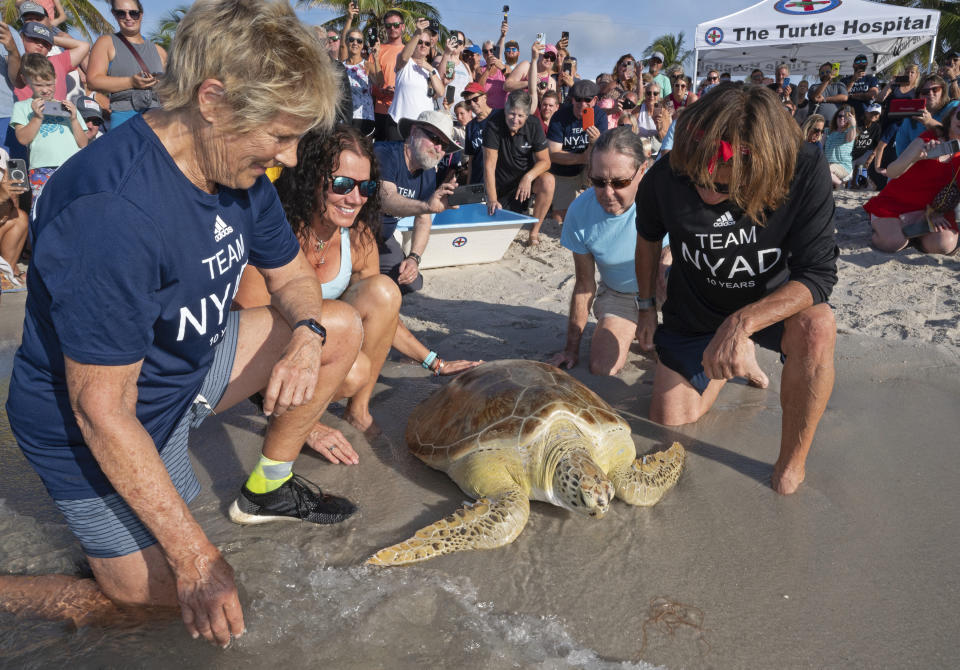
[{"x1": 374, "y1": 110, "x2": 459, "y2": 293}]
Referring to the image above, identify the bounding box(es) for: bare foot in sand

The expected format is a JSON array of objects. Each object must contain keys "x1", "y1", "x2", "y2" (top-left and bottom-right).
[
  {"x1": 771, "y1": 462, "x2": 805, "y2": 494},
  {"x1": 306, "y1": 422, "x2": 359, "y2": 465},
  {"x1": 743, "y1": 343, "x2": 769, "y2": 388},
  {"x1": 526, "y1": 232, "x2": 540, "y2": 247},
  {"x1": 344, "y1": 407, "x2": 382, "y2": 438}
]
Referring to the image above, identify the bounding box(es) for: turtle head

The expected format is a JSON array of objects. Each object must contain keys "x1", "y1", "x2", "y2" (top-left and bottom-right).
[{"x1": 552, "y1": 450, "x2": 615, "y2": 518}]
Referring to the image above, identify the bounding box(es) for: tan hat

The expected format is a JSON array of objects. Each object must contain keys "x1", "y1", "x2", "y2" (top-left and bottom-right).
[{"x1": 398, "y1": 110, "x2": 463, "y2": 153}]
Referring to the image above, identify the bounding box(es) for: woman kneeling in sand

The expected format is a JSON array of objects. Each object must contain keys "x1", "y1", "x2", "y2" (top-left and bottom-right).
[{"x1": 235, "y1": 125, "x2": 400, "y2": 464}]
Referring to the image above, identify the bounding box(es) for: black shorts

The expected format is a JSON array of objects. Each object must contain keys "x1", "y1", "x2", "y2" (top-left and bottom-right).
[
  {"x1": 499, "y1": 183, "x2": 532, "y2": 214},
  {"x1": 653, "y1": 322, "x2": 786, "y2": 395},
  {"x1": 378, "y1": 235, "x2": 423, "y2": 294}
]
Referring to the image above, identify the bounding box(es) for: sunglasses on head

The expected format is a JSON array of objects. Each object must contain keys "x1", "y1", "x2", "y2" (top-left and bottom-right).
[
  {"x1": 112, "y1": 8, "x2": 142, "y2": 19},
  {"x1": 332, "y1": 176, "x2": 377, "y2": 197},
  {"x1": 590, "y1": 168, "x2": 639, "y2": 190},
  {"x1": 384, "y1": 21, "x2": 403, "y2": 28}
]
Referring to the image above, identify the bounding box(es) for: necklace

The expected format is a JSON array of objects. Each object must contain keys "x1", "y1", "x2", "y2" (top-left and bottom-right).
[{"x1": 307, "y1": 226, "x2": 337, "y2": 266}]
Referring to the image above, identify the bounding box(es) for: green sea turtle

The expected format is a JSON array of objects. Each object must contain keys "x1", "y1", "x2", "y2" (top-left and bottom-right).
[{"x1": 368, "y1": 360, "x2": 685, "y2": 566}]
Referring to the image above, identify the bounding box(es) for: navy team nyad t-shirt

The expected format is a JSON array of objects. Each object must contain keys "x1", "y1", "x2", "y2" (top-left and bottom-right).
[{"x1": 6, "y1": 114, "x2": 300, "y2": 500}]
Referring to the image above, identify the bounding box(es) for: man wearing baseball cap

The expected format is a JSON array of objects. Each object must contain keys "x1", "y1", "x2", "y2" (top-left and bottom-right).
[
  {"x1": 76, "y1": 95, "x2": 104, "y2": 141},
  {"x1": 375, "y1": 109, "x2": 459, "y2": 293},
  {"x1": 647, "y1": 51, "x2": 671, "y2": 98},
  {"x1": 842, "y1": 53, "x2": 879, "y2": 124},
  {"x1": 18, "y1": 1, "x2": 64, "y2": 28},
  {"x1": 462, "y1": 82, "x2": 492, "y2": 184},
  {"x1": 851, "y1": 102, "x2": 883, "y2": 189},
  {"x1": 14, "y1": 21, "x2": 88, "y2": 102}
]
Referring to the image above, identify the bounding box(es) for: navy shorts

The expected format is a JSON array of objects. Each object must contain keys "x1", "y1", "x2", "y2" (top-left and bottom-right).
[
  {"x1": 654, "y1": 321, "x2": 786, "y2": 395},
  {"x1": 53, "y1": 311, "x2": 239, "y2": 559}
]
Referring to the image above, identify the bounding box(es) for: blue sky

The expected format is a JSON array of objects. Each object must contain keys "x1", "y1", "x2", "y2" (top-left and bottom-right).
[{"x1": 136, "y1": 0, "x2": 759, "y2": 81}]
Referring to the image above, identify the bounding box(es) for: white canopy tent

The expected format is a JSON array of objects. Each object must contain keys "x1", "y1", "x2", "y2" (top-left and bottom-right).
[{"x1": 693, "y1": 0, "x2": 941, "y2": 79}]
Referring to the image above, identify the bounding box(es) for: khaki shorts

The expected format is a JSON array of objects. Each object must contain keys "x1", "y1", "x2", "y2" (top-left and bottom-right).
[
  {"x1": 592, "y1": 282, "x2": 639, "y2": 323},
  {"x1": 552, "y1": 173, "x2": 584, "y2": 211},
  {"x1": 829, "y1": 163, "x2": 850, "y2": 180}
]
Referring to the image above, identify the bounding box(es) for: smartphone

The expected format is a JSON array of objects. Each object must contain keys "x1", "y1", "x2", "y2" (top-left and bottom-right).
[
  {"x1": 536, "y1": 33, "x2": 545, "y2": 45},
  {"x1": 581, "y1": 106, "x2": 594, "y2": 130},
  {"x1": 493, "y1": 45, "x2": 500, "y2": 58},
  {"x1": 445, "y1": 85, "x2": 455, "y2": 105},
  {"x1": 563, "y1": 61, "x2": 572, "y2": 74},
  {"x1": 782, "y1": 77, "x2": 791, "y2": 88},
  {"x1": 6, "y1": 159, "x2": 27, "y2": 189},
  {"x1": 561, "y1": 31, "x2": 569, "y2": 42},
  {"x1": 620, "y1": 98, "x2": 635, "y2": 110},
  {"x1": 926, "y1": 138, "x2": 960, "y2": 159},
  {"x1": 448, "y1": 35, "x2": 459, "y2": 48},
  {"x1": 447, "y1": 183, "x2": 487, "y2": 206},
  {"x1": 42, "y1": 100, "x2": 71, "y2": 119},
  {"x1": 831, "y1": 62, "x2": 841, "y2": 78},
  {"x1": 365, "y1": 26, "x2": 378, "y2": 47},
  {"x1": 901, "y1": 220, "x2": 933, "y2": 238}
]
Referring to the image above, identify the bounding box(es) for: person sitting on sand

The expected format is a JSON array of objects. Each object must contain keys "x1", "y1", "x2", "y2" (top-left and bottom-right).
[
  {"x1": 234, "y1": 125, "x2": 401, "y2": 461},
  {"x1": 635, "y1": 83, "x2": 839, "y2": 496},
  {"x1": 548, "y1": 127, "x2": 648, "y2": 374},
  {"x1": 863, "y1": 103, "x2": 960, "y2": 256},
  {"x1": 1, "y1": 0, "x2": 359, "y2": 646}
]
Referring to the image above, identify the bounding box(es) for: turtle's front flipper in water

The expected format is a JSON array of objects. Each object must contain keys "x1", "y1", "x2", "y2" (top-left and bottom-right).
[
  {"x1": 367, "y1": 488, "x2": 530, "y2": 566},
  {"x1": 611, "y1": 442, "x2": 685, "y2": 507}
]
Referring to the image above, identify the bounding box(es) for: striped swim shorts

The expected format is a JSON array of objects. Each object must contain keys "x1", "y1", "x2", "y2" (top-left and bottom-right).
[{"x1": 54, "y1": 311, "x2": 240, "y2": 559}]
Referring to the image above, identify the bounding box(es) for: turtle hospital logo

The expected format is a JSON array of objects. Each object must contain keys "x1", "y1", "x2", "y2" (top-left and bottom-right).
[
  {"x1": 774, "y1": 0, "x2": 842, "y2": 15},
  {"x1": 705, "y1": 27, "x2": 723, "y2": 45}
]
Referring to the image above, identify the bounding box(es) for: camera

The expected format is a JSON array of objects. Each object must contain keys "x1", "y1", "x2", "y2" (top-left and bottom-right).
[
  {"x1": 854, "y1": 166, "x2": 869, "y2": 188},
  {"x1": 365, "y1": 26, "x2": 378, "y2": 47}
]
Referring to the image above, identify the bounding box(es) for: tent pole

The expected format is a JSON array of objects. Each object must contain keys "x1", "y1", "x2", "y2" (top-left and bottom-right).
[
  {"x1": 694, "y1": 48, "x2": 700, "y2": 81},
  {"x1": 928, "y1": 38, "x2": 935, "y2": 71}
]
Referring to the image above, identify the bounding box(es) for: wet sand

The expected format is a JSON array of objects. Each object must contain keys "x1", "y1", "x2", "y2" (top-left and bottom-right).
[{"x1": 1, "y1": 192, "x2": 959, "y2": 668}]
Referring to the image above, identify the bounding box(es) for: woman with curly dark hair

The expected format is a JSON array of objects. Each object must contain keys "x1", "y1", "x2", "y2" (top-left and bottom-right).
[{"x1": 235, "y1": 124, "x2": 401, "y2": 461}]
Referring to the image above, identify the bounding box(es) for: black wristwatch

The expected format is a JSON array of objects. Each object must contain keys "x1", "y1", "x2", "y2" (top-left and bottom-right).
[
  {"x1": 635, "y1": 296, "x2": 656, "y2": 310},
  {"x1": 406, "y1": 251, "x2": 422, "y2": 266},
  {"x1": 294, "y1": 318, "x2": 326, "y2": 345}
]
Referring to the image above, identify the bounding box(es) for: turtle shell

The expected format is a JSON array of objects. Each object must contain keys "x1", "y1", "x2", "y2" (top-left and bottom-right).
[{"x1": 405, "y1": 360, "x2": 629, "y2": 466}]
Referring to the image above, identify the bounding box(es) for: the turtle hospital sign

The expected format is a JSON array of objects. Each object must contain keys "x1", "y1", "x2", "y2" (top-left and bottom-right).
[{"x1": 695, "y1": 0, "x2": 940, "y2": 77}]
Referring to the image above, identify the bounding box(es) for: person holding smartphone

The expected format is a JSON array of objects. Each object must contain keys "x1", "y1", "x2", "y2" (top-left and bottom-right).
[
  {"x1": 338, "y1": 1, "x2": 380, "y2": 136},
  {"x1": 865, "y1": 103, "x2": 960, "y2": 255},
  {"x1": 10, "y1": 53, "x2": 86, "y2": 207},
  {"x1": 807, "y1": 61, "x2": 848, "y2": 126},
  {"x1": 0, "y1": 157, "x2": 29, "y2": 293}
]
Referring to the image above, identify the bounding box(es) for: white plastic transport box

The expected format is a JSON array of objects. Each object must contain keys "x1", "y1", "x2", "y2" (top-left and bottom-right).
[{"x1": 394, "y1": 203, "x2": 537, "y2": 269}]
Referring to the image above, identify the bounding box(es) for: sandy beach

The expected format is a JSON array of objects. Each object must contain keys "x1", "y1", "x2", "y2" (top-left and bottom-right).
[{"x1": 2, "y1": 190, "x2": 959, "y2": 668}]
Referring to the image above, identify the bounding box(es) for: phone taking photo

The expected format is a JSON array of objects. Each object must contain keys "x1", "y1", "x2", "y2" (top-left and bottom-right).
[
  {"x1": 925, "y1": 138, "x2": 960, "y2": 159},
  {"x1": 445, "y1": 85, "x2": 455, "y2": 105},
  {"x1": 536, "y1": 32, "x2": 545, "y2": 45},
  {"x1": 581, "y1": 107, "x2": 595, "y2": 130},
  {"x1": 6, "y1": 159, "x2": 27, "y2": 189}
]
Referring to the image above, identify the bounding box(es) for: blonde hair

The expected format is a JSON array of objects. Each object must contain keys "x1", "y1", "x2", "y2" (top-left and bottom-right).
[
  {"x1": 669, "y1": 83, "x2": 802, "y2": 224},
  {"x1": 156, "y1": 0, "x2": 339, "y2": 133}
]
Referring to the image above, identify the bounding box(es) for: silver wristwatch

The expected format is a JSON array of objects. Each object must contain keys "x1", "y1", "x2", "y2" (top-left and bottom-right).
[{"x1": 635, "y1": 296, "x2": 656, "y2": 310}]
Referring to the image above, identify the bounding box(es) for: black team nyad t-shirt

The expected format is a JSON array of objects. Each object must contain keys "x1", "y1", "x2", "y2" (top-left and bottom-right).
[{"x1": 636, "y1": 142, "x2": 838, "y2": 334}]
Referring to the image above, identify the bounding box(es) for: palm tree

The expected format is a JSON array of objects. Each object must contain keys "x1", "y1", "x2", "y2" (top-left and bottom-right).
[
  {"x1": 875, "y1": 0, "x2": 960, "y2": 73},
  {"x1": 643, "y1": 32, "x2": 693, "y2": 70},
  {"x1": 1, "y1": 0, "x2": 112, "y2": 42},
  {"x1": 297, "y1": 0, "x2": 447, "y2": 43},
  {"x1": 149, "y1": 5, "x2": 190, "y2": 51}
]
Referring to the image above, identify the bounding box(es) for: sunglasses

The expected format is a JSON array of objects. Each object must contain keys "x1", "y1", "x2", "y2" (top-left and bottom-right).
[
  {"x1": 464, "y1": 95, "x2": 484, "y2": 103},
  {"x1": 645, "y1": 91, "x2": 661, "y2": 97},
  {"x1": 675, "y1": 83, "x2": 687, "y2": 89},
  {"x1": 346, "y1": 37, "x2": 363, "y2": 44},
  {"x1": 542, "y1": 53, "x2": 556, "y2": 61},
  {"x1": 417, "y1": 40, "x2": 430, "y2": 47},
  {"x1": 809, "y1": 128, "x2": 824, "y2": 136},
  {"x1": 707, "y1": 76, "x2": 719, "y2": 81},
  {"x1": 921, "y1": 86, "x2": 943, "y2": 94},
  {"x1": 384, "y1": 21, "x2": 403, "y2": 28},
  {"x1": 328, "y1": 35, "x2": 340, "y2": 42},
  {"x1": 112, "y1": 8, "x2": 142, "y2": 20},
  {"x1": 505, "y1": 47, "x2": 518, "y2": 52},
  {"x1": 573, "y1": 96, "x2": 594, "y2": 103},
  {"x1": 416, "y1": 127, "x2": 445, "y2": 146},
  {"x1": 621, "y1": 60, "x2": 634, "y2": 67},
  {"x1": 696, "y1": 180, "x2": 730, "y2": 194},
  {"x1": 483, "y1": 48, "x2": 494, "y2": 53},
  {"x1": 590, "y1": 168, "x2": 640, "y2": 190},
  {"x1": 332, "y1": 176, "x2": 377, "y2": 197}
]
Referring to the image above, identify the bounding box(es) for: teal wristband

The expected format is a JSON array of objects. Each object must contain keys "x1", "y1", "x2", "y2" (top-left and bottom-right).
[{"x1": 422, "y1": 351, "x2": 438, "y2": 369}]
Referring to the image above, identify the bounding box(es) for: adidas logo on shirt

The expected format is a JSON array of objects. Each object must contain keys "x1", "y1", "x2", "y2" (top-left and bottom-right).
[
  {"x1": 213, "y1": 215, "x2": 234, "y2": 242},
  {"x1": 713, "y1": 211, "x2": 736, "y2": 228}
]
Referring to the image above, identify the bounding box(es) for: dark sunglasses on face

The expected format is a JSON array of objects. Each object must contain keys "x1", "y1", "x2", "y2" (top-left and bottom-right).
[
  {"x1": 417, "y1": 127, "x2": 445, "y2": 146},
  {"x1": 645, "y1": 91, "x2": 660, "y2": 97},
  {"x1": 810, "y1": 127, "x2": 824, "y2": 136},
  {"x1": 464, "y1": 95, "x2": 484, "y2": 103},
  {"x1": 707, "y1": 76, "x2": 718, "y2": 81},
  {"x1": 112, "y1": 9, "x2": 142, "y2": 19},
  {"x1": 573, "y1": 96, "x2": 593, "y2": 103},
  {"x1": 590, "y1": 168, "x2": 640, "y2": 189},
  {"x1": 332, "y1": 176, "x2": 377, "y2": 197},
  {"x1": 346, "y1": 37, "x2": 363, "y2": 44},
  {"x1": 385, "y1": 21, "x2": 403, "y2": 28},
  {"x1": 542, "y1": 53, "x2": 556, "y2": 61},
  {"x1": 505, "y1": 47, "x2": 519, "y2": 52},
  {"x1": 328, "y1": 35, "x2": 340, "y2": 42},
  {"x1": 675, "y1": 83, "x2": 687, "y2": 89},
  {"x1": 621, "y1": 60, "x2": 634, "y2": 67},
  {"x1": 921, "y1": 86, "x2": 943, "y2": 94},
  {"x1": 417, "y1": 40, "x2": 430, "y2": 47}
]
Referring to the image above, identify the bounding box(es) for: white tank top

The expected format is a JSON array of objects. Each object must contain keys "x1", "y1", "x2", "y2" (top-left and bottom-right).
[{"x1": 389, "y1": 59, "x2": 435, "y2": 123}]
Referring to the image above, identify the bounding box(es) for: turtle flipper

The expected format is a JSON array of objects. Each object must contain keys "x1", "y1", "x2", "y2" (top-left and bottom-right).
[
  {"x1": 367, "y1": 489, "x2": 530, "y2": 566},
  {"x1": 611, "y1": 441, "x2": 685, "y2": 507}
]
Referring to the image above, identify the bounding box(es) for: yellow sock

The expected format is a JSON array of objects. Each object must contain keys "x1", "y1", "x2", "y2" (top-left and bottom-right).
[{"x1": 245, "y1": 455, "x2": 293, "y2": 494}]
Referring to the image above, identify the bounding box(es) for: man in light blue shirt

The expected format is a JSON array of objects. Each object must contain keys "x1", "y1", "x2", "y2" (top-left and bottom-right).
[{"x1": 549, "y1": 127, "x2": 649, "y2": 375}]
